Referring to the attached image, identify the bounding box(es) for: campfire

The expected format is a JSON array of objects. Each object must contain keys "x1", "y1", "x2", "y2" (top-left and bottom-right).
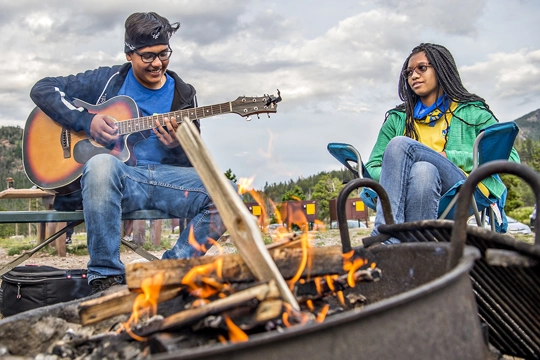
[
  {"x1": 64, "y1": 243, "x2": 380, "y2": 358},
  {"x1": 0, "y1": 119, "x2": 381, "y2": 359}
]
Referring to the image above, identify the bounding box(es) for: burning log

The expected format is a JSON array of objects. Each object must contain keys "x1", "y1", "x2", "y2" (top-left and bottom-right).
[
  {"x1": 175, "y1": 118, "x2": 299, "y2": 310},
  {"x1": 134, "y1": 280, "x2": 280, "y2": 337},
  {"x1": 125, "y1": 246, "x2": 349, "y2": 289},
  {"x1": 79, "y1": 286, "x2": 182, "y2": 325}
]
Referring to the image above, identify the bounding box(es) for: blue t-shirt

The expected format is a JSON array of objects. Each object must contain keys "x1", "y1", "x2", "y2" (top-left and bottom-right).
[{"x1": 118, "y1": 68, "x2": 175, "y2": 165}]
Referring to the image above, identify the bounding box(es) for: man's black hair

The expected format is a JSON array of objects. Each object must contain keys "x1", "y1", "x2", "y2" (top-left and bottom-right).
[{"x1": 124, "y1": 12, "x2": 180, "y2": 53}]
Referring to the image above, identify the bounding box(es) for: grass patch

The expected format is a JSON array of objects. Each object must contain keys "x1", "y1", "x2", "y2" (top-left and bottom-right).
[
  {"x1": 512, "y1": 233, "x2": 535, "y2": 245},
  {"x1": 65, "y1": 240, "x2": 89, "y2": 256},
  {"x1": 508, "y1": 206, "x2": 535, "y2": 225},
  {"x1": 7, "y1": 244, "x2": 34, "y2": 256}
]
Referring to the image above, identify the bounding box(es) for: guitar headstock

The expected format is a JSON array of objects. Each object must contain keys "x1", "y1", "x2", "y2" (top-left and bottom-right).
[{"x1": 230, "y1": 90, "x2": 282, "y2": 118}]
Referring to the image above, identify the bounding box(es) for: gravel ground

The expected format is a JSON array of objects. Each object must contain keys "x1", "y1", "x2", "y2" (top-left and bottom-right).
[{"x1": 0, "y1": 228, "x2": 370, "y2": 270}]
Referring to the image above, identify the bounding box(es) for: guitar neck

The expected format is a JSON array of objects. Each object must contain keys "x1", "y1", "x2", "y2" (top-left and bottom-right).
[{"x1": 116, "y1": 101, "x2": 232, "y2": 135}]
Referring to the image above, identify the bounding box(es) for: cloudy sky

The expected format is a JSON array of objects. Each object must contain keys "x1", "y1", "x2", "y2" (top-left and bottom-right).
[{"x1": 1, "y1": 0, "x2": 539, "y2": 189}]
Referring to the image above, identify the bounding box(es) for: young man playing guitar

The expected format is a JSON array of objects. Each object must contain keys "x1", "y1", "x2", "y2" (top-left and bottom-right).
[{"x1": 29, "y1": 12, "x2": 227, "y2": 294}]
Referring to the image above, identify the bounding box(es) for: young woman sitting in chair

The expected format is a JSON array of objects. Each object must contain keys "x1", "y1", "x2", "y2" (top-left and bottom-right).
[{"x1": 365, "y1": 43, "x2": 520, "y2": 242}]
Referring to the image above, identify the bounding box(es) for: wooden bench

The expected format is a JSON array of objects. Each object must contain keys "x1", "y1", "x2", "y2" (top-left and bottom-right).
[{"x1": 0, "y1": 209, "x2": 172, "y2": 276}]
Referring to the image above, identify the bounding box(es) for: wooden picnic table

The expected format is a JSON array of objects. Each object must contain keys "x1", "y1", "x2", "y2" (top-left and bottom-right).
[{"x1": 0, "y1": 188, "x2": 55, "y2": 200}]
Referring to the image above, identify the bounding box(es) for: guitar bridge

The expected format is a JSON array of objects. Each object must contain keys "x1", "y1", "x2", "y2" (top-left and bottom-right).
[{"x1": 60, "y1": 127, "x2": 71, "y2": 159}]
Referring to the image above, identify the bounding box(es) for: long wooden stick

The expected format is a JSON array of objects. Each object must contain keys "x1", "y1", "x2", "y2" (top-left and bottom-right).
[{"x1": 175, "y1": 119, "x2": 299, "y2": 310}]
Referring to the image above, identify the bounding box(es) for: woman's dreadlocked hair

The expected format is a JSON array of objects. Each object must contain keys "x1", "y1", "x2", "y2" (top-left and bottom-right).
[{"x1": 391, "y1": 43, "x2": 497, "y2": 140}]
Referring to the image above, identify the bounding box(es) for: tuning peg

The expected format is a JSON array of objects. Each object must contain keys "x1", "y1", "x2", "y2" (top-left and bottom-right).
[
  {"x1": 246, "y1": 116, "x2": 252, "y2": 121},
  {"x1": 275, "y1": 89, "x2": 282, "y2": 103},
  {"x1": 265, "y1": 89, "x2": 282, "y2": 106}
]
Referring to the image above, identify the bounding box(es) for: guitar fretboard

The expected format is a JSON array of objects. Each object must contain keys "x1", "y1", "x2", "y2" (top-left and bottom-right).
[{"x1": 116, "y1": 102, "x2": 232, "y2": 135}]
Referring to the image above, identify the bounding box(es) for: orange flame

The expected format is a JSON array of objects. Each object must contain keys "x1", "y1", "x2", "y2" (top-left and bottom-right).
[
  {"x1": 186, "y1": 226, "x2": 224, "y2": 256},
  {"x1": 313, "y1": 219, "x2": 326, "y2": 231},
  {"x1": 314, "y1": 277, "x2": 323, "y2": 296},
  {"x1": 343, "y1": 252, "x2": 367, "y2": 288},
  {"x1": 187, "y1": 226, "x2": 207, "y2": 253},
  {"x1": 123, "y1": 271, "x2": 165, "y2": 341},
  {"x1": 223, "y1": 314, "x2": 249, "y2": 343},
  {"x1": 283, "y1": 204, "x2": 310, "y2": 232},
  {"x1": 237, "y1": 176, "x2": 255, "y2": 195},
  {"x1": 287, "y1": 231, "x2": 311, "y2": 290},
  {"x1": 336, "y1": 290, "x2": 345, "y2": 306},
  {"x1": 282, "y1": 302, "x2": 310, "y2": 328},
  {"x1": 181, "y1": 257, "x2": 224, "y2": 298},
  {"x1": 269, "y1": 198, "x2": 284, "y2": 226},
  {"x1": 315, "y1": 304, "x2": 330, "y2": 323},
  {"x1": 192, "y1": 298, "x2": 210, "y2": 308},
  {"x1": 325, "y1": 275, "x2": 337, "y2": 292}
]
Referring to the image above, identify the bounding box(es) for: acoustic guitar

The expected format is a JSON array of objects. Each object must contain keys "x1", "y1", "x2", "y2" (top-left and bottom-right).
[{"x1": 23, "y1": 93, "x2": 281, "y2": 194}]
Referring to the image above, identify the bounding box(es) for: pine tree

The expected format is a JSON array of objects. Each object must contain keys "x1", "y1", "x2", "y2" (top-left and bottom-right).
[{"x1": 311, "y1": 174, "x2": 344, "y2": 221}]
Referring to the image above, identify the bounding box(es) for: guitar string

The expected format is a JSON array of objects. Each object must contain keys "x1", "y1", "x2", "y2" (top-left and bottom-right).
[{"x1": 118, "y1": 102, "x2": 233, "y2": 135}]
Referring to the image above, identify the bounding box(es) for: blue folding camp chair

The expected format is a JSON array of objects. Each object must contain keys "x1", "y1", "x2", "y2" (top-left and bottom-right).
[{"x1": 327, "y1": 121, "x2": 519, "y2": 232}]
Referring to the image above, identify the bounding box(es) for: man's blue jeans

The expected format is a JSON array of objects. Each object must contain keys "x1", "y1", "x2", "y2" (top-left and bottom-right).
[
  {"x1": 371, "y1": 136, "x2": 467, "y2": 238},
  {"x1": 81, "y1": 154, "x2": 226, "y2": 282}
]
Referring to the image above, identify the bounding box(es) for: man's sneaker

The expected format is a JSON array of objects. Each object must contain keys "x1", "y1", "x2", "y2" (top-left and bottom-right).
[
  {"x1": 65, "y1": 236, "x2": 72, "y2": 245},
  {"x1": 89, "y1": 275, "x2": 126, "y2": 295}
]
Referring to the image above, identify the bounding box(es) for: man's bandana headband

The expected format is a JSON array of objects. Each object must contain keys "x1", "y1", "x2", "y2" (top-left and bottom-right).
[{"x1": 124, "y1": 26, "x2": 173, "y2": 53}]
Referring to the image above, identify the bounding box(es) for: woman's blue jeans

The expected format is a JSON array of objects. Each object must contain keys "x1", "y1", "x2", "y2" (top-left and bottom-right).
[
  {"x1": 372, "y1": 136, "x2": 467, "y2": 238},
  {"x1": 81, "y1": 154, "x2": 226, "y2": 282}
]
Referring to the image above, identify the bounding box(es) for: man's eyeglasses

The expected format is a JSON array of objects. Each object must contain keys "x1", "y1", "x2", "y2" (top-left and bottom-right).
[
  {"x1": 133, "y1": 47, "x2": 173, "y2": 63},
  {"x1": 402, "y1": 63, "x2": 432, "y2": 78}
]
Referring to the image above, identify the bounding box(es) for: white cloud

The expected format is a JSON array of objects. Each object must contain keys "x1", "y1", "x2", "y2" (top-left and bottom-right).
[
  {"x1": 459, "y1": 48, "x2": 540, "y2": 120},
  {"x1": 0, "y1": 0, "x2": 538, "y2": 188}
]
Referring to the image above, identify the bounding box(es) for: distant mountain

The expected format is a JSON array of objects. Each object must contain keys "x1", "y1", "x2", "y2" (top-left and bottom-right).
[{"x1": 514, "y1": 108, "x2": 540, "y2": 141}]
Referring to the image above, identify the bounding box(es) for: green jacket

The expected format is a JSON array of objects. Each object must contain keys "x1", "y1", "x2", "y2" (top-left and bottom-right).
[{"x1": 364, "y1": 101, "x2": 520, "y2": 199}]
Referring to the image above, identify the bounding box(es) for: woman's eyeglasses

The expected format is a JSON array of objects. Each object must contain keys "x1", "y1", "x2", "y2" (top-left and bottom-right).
[
  {"x1": 134, "y1": 47, "x2": 173, "y2": 63},
  {"x1": 402, "y1": 63, "x2": 432, "y2": 78}
]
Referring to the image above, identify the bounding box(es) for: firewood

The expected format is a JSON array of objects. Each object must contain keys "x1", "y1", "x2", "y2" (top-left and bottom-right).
[
  {"x1": 175, "y1": 119, "x2": 299, "y2": 310},
  {"x1": 126, "y1": 246, "x2": 348, "y2": 289},
  {"x1": 253, "y1": 299, "x2": 284, "y2": 324},
  {"x1": 134, "y1": 280, "x2": 280, "y2": 337},
  {"x1": 191, "y1": 298, "x2": 285, "y2": 333},
  {"x1": 80, "y1": 247, "x2": 372, "y2": 326},
  {"x1": 79, "y1": 286, "x2": 182, "y2": 325}
]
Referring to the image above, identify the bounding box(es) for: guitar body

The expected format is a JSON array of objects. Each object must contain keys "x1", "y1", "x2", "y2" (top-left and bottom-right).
[{"x1": 23, "y1": 96, "x2": 139, "y2": 193}]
